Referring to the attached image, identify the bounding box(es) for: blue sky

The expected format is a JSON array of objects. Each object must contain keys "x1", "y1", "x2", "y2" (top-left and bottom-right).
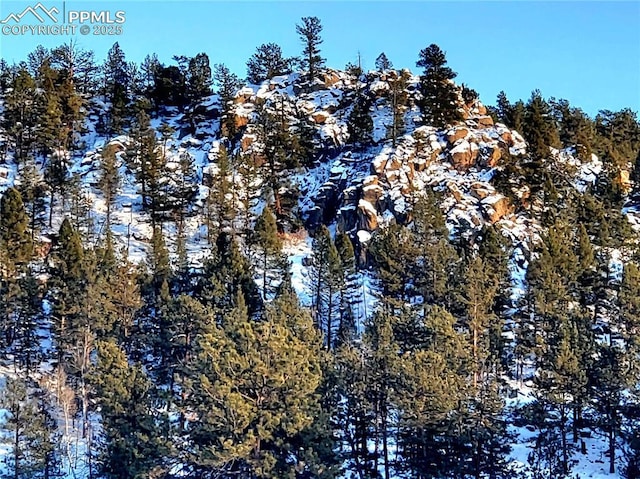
[{"x1": 1, "y1": 1, "x2": 639, "y2": 116}]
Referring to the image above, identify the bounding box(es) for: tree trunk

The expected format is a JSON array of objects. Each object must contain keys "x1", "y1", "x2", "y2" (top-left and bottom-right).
[
  {"x1": 14, "y1": 407, "x2": 20, "y2": 479},
  {"x1": 263, "y1": 249, "x2": 268, "y2": 300},
  {"x1": 560, "y1": 404, "x2": 568, "y2": 475},
  {"x1": 382, "y1": 400, "x2": 390, "y2": 479},
  {"x1": 327, "y1": 284, "x2": 333, "y2": 349},
  {"x1": 49, "y1": 189, "x2": 55, "y2": 227},
  {"x1": 609, "y1": 412, "x2": 616, "y2": 474}
]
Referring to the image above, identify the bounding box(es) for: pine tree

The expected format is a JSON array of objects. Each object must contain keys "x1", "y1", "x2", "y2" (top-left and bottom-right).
[
  {"x1": 3, "y1": 68, "x2": 39, "y2": 163},
  {"x1": 375, "y1": 52, "x2": 393, "y2": 72},
  {"x1": 335, "y1": 232, "x2": 357, "y2": 344},
  {"x1": 130, "y1": 109, "x2": 156, "y2": 212},
  {"x1": 213, "y1": 63, "x2": 242, "y2": 138},
  {"x1": 15, "y1": 160, "x2": 48, "y2": 242},
  {"x1": 523, "y1": 90, "x2": 560, "y2": 160},
  {"x1": 66, "y1": 174, "x2": 95, "y2": 239},
  {"x1": 0, "y1": 270, "x2": 43, "y2": 373},
  {"x1": 335, "y1": 339, "x2": 378, "y2": 478},
  {"x1": 196, "y1": 232, "x2": 262, "y2": 314},
  {"x1": 254, "y1": 100, "x2": 298, "y2": 213},
  {"x1": 91, "y1": 340, "x2": 167, "y2": 479},
  {"x1": 370, "y1": 223, "x2": 419, "y2": 300},
  {"x1": 147, "y1": 226, "x2": 171, "y2": 301},
  {"x1": 296, "y1": 16, "x2": 325, "y2": 80},
  {"x1": 185, "y1": 52, "x2": 212, "y2": 107},
  {"x1": 103, "y1": 42, "x2": 130, "y2": 134},
  {"x1": 1, "y1": 377, "x2": 60, "y2": 479},
  {"x1": 171, "y1": 150, "x2": 198, "y2": 231},
  {"x1": 187, "y1": 289, "x2": 323, "y2": 477},
  {"x1": 347, "y1": 93, "x2": 373, "y2": 148},
  {"x1": 463, "y1": 256, "x2": 498, "y2": 387},
  {"x1": 416, "y1": 44, "x2": 462, "y2": 127},
  {"x1": 311, "y1": 225, "x2": 343, "y2": 349},
  {"x1": 98, "y1": 143, "x2": 121, "y2": 227},
  {"x1": 44, "y1": 151, "x2": 69, "y2": 227},
  {"x1": 204, "y1": 144, "x2": 234, "y2": 240},
  {"x1": 363, "y1": 309, "x2": 402, "y2": 479},
  {"x1": 49, "y1": 218, "x2": 86, "y2": 365},
  {"x1": 51, "y1": 39, "x2": 99, "y2": 95},
  {"x1": 253, "y1": 205, "x2": 283, "y2": 299},
  {"x1": 246, "y1": 43, "x2": 292, "y2": 84},
  {"x1": 536, "y1": 319, "x2": 586, "y2": 475},
  {"x1": 387, "y1": 69, "x2": 411, "y2": 146},
  {"x1": 0, "y1": 187, "x2": 33, "y2": 266},
  {"x1": 591, "y1": 261, "x2": 640, "y2": 474},
  {"x1": 396, "y1": 305, "x2": 470, "y2": 477},
  {"x1": 143, "y1": 124, "x2": 171, "y2": 226}
]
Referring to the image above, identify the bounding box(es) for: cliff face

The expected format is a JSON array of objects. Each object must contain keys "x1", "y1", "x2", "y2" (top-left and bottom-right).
[
  {"x1": 222, "y1": 69, "x2": 605, "y2": 251},
  {"x1": 0, "y1": 67, "x2": 615, "y2": 267}
]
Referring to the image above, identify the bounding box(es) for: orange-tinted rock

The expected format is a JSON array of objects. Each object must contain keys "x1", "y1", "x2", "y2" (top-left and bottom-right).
[
  {"x1": 447, "y1": 127, "x2": 469, "y2": 144},
  {"x1": 501, "y1": 131, "x2": 514, "y2": 146},
  {"x1": 450, "y1": 140, "x2": 474, "y2": 170},
  {"x1": 241, "y1": 135, "x2": 255, "y2": 152},
  {"x1": 618, "y1": 169, "x2": 632, "y2": 192},
  {"x1": 470, "y1": 182, "x2": 491, "y2": 200},
  {"x1": 312, "y1": 111, "x2": 330, "y2": 124},
  {"x1": 484, "y1": 145, "x2": 502, "y2": 167},
  {"x1": 483, "y1": 195, "x2": 512, "y2": 223},
  {"x1": 476, "y1": 116, "x2": 494, "y2": 128},
  {"x1": 358, "y1": 200, "x2": 378, "y2": 231},
  {"x1": 323, "y1": 71, "x2": 341, "y2": 87}
]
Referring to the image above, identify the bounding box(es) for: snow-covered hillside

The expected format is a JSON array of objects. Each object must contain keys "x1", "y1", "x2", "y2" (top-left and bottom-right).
[{"x1": 0, "y1": 65, "x2": 638, "y2": 479}]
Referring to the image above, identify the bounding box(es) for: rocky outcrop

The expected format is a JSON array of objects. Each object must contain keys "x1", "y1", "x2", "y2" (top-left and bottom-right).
[
  {"x1": 447, "y1": 127, "x2": 469, "y2": 144},
  {"x1": 618, "y1": 169, "x2": 632, "y2": 193},
  {"x1": 322, "y1": 70, "x2": 342, "y2": 88},
  {"x1": 312, "y1": 111, "x2": 330, "y2": 124},
  {"x1": 450, "y1": 140, "x2": 479, "y2": 170},
  {"x1": 482, "y1": 195, "x2": 512, "y2": 223},
  {"x1": 476, "y1": 116, "x2": 494, "y2": 128},
  {"x1": 362, "y1": 176, "x2": 384, "y2": 205},
  {"x1": 358, "y1": 199, "x2": 379, "y2": 231}
]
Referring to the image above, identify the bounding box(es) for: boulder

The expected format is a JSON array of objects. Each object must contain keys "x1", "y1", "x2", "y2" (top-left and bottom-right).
[
  {"x1": 487, "y1": 145, "x2": 502, "y2": 166},
  {"x1": 482, "y1": 195, "x2": 512, "y2": 223},
  {"x1": 234, "y1": 87, "x2": 254, "y2": 104},
  {"x1": 500, "y1": 131, "x2": 514, "y2": 146},
  {"x1": 363, "y1": 175, "x2": 379, "y2": 187},
  {"x1": 479, "y1": 145, "x2": 502, "y2": 167},
  {"x1": 385, "y1": 169, "x2": 401, "y2": 184},
  {"x1": 312, "y1": 111, "x2": 330, "y2": 124},
  {"x1": 234, "y1": 114, "x2": 250, "y2": 129},
  {"x1": 387, "y1": 154, "x2": 403, "y2": 171},
  {"x1": 476, "y1": 115, "x2": 494, "y2": 128},
  {"x1": 323, "y1": 71, "x2": 342, "y2": 88},
  {"x1": 430, "y1": 142, "x2": 443, "y2": 162},
  {"x1": 373, "y1": 157, "x2": 388, "y2": 175},
  {"x1": 447, "y1": 127, "x2": 469, "y2": 144},
  {"x1": 338, "y1": 204, "x2": 358, "y2": 232},
  {"x1": 470, "y1": 142, "x2": 480, "y2": 162},
  {"x1": 240, "y1": 134, "x2": 255, "y2": 152},
  {"x1": 447, "y1": 182, "x2": 464, "y2": 202},
  {"x1": 618, "y1": 169, "x2": 632, "y2": 192},
  {"x1": 477, "y1": 104, "x2": 487, "y2": 115},
  {"x1": 470, "y1": 182, "x2": 491, "y2": 200},
  {"x1": 358, "y1": 199, "x2": 379, "y2": 231},
  {"x1": 362, "y1": 184, "x2": 384, "y2": 204},
  {"x1": 450, "y1": 140, "x2": 474, "y2": 170},
  {"x1": 412, "y1": 156, "x2": 428, "y2": 172}
]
